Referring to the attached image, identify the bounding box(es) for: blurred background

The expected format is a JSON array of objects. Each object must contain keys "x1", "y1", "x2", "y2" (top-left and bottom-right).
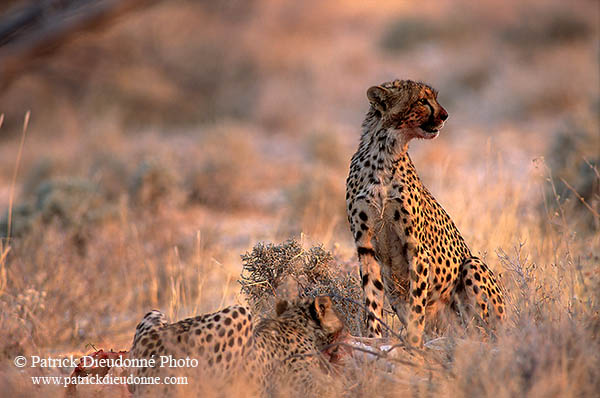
[
  {"x1": 0, "y1": 0, "x2": 598, "y2": 393},
  {"x1": 1, "y1": 0, "x2": 597, "y2": 235}
]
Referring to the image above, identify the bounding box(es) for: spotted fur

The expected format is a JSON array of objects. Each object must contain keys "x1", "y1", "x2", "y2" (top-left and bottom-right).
[
  {"x1": 346, "y1": 79, "x2": 506, "y2": 346},
  {"x1": 128, "y1": 296, "x2": 343, "y2": 395}
]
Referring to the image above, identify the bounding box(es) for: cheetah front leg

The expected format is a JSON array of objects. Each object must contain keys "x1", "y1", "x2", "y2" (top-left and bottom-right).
[
  {"x1": 359, "y1": 249, "x2": 386, "y2": 338},
  {"x1": 349, "y1": 205, "x2": 385, "y2": 338},
  {"x1": 405, "y1": 245, "x2": 431, "y2": 347}
]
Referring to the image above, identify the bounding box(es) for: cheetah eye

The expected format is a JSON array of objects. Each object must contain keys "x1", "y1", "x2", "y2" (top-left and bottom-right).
[{"x1": 418, "y1": 98, "x2": 429, "y2": 105}]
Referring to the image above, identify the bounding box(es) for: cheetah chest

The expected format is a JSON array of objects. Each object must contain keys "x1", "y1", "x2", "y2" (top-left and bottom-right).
[
  {"x1": 374, "y1": 189, "x2": 461, "y2": 306},
  {"x1": 371, "y1": 191, "x2": 416, "y2": 290}
]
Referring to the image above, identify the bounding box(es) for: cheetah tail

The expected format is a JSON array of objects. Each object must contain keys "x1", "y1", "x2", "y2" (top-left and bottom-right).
[{"x1": 133, "y1": 310, "x2": 167, "y2": 344}]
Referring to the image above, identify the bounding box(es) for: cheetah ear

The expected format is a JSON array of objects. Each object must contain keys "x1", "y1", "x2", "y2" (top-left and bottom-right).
[
  {"x1": 367, "y1": 85, "x2": 389, "y2": 112},
  {"x1": 275, "y1": 300, "x2": 289, "y2": 316},
  {"x1": 314, "y1": 296, "x2": 333, "y2": 318}
]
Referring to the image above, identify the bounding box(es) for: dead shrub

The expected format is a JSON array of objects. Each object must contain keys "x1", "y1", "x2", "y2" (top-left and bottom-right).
[
  {"x1": 129, "y1": 159, "x2": 180, "y2": 209},
  {"x1": 502, "y1": 8, "x2": 592, "y2": 50},
  {"x1": 239, "y1": 239, "x2": 363, "y2": 335},
  {"x1": 186, "y1": 124, "x2": 260, "y2": 210}
]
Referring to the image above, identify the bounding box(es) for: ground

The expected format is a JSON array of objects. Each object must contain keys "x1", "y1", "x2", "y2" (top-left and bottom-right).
[{"x1": 0, "y1": 0, "x2": 598, "y2": 396}]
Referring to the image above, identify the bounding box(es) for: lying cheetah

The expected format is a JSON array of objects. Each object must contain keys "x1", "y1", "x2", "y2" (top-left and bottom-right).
[
  {"x1": 346, "y1": 79, "x2": 506, "y2": 346},
  {"x1": 128, "y1": 296, "x2": 344, "y2": 395}
]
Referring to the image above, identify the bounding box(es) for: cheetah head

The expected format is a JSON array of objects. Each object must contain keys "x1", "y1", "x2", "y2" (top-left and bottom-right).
[
  {"x1": 276, "y1": 296, "x2": 344, "y2": 338},
  {"x1": 366, "y1": 79, "x2": 448, "y2": 141}
]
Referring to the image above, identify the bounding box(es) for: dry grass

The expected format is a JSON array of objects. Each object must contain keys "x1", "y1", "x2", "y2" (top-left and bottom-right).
[
  {"x1": 0, "y1": 0, "x2": 598, "y2": 396},
  {"x1": 0, "y1": 129, "x2": 596, "y2": 397}
]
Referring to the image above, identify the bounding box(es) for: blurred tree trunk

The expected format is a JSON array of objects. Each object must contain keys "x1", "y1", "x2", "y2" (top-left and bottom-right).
[{"x1": 0, "y1": 0, "x2": 158, "y2": 88}]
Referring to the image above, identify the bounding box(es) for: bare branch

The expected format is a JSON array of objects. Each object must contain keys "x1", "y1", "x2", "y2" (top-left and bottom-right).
[{"x1": 0, "y1": 0, "x2": 160, "y2": 87}]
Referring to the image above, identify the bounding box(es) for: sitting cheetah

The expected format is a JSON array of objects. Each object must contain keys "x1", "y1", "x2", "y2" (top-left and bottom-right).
[
  {"x1": 128, "y1": 296, "x2": 344, "y2": 395},
  {"x1": 346, "y1": 79, "x2": 506, "y2": 346}
]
